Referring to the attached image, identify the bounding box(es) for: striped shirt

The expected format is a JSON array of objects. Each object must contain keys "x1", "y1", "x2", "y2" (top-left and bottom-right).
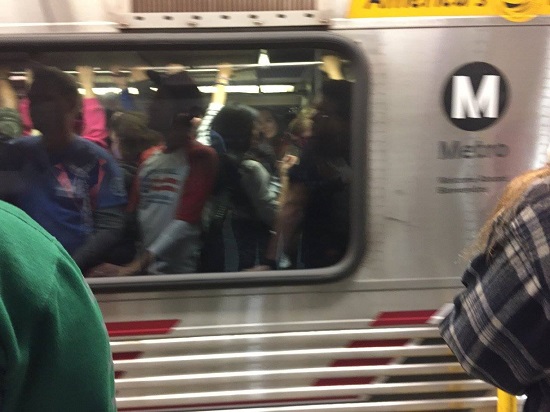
[{"x1": 440, "y1": 177, "x2": 550, "y2": 412}]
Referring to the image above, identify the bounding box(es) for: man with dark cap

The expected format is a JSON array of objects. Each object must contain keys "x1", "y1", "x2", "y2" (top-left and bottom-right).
[
  {"x1": 0, "y1": 65, "x2": 127, "y2": 273},
  {"x1": 92, "y1": 67, "x2": 218, "y2": 275}
]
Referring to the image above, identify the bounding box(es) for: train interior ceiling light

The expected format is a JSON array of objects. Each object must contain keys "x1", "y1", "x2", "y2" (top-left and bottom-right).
[{"x1": 75, "y1": 85, "x2": 296, "y2": 95}]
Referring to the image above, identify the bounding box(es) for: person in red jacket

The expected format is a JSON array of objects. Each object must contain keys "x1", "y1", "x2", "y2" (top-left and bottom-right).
[{"x1": 90, "y1": 66, "x2": 218, "y2": 276}]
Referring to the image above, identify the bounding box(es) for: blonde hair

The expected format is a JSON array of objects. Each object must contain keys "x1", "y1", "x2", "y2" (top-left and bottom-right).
[
  {"x1": 288, "y1": 115, "x2": 312, "y2": 137},
  {"x1": 466, "y1": 166, "x2": 550, "y2": 259}
]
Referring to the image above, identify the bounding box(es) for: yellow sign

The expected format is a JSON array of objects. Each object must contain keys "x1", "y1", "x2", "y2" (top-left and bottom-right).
[{"x1": 348, "y1": 0, "x2": 548, "y2": 22}]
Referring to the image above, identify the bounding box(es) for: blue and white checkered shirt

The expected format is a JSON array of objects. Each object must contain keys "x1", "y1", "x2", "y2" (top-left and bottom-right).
[{"x1": 440, "y1": 177, "x2": 550, "y2": 412}]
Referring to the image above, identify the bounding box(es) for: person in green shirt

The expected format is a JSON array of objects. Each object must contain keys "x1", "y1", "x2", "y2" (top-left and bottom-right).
[{"x1": 0, "y1": 200, "x2": 116, "y2": 411}]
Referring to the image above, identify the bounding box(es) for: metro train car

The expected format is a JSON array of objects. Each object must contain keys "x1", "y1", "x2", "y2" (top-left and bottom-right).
[{"x1": 2, "y1": 0, "x2": 549, "y2": 410}]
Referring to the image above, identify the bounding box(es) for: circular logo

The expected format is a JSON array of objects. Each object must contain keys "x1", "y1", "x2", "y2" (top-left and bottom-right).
[
  {"x1": 494, "y1": 0, "x2": 543, "y2": 22},
  {"x1": 443, "y1": 62, "x2": 509, "y2": 132}
]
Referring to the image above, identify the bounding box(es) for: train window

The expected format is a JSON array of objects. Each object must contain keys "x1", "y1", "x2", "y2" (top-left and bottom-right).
[{"x1": 0, "y1": 33, "x2": 366, "y2": 290}]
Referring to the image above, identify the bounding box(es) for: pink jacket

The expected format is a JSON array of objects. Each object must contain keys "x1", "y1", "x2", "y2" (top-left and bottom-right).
[{"x1": 19, "y1": 97, "x2": 108, "y2": 148}]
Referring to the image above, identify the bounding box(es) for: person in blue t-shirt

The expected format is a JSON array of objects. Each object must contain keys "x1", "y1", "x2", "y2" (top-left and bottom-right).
[{"x1": 0, "y1": 65, "x2": 127, "y2": 273}]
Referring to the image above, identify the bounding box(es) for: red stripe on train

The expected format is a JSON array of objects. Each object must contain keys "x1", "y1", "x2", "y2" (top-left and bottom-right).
[
  {"x1": 315, "y1": 340, "x2": 410, "y2": 385},
  {"x1": 314, "y1": 360, "x2": 399, "y2": 386},
  {"x1": 113, "y1": 352, "x2": 144, "y2": 379},
  {"x1": 347, "y1": 339, "x2": 409, "y2": 348},
  {"x1": 106, "y1": 320, "x2": 179, "y2": 337},
  {"x1": 113, "y1": 352, "x2": 145, "y2": 379},
  {"x1": 113, "y1": 352, "x2": 144, "y2": 361},
  {"x1": 315, "y1": 377, "x2": 375, "y2": 386},
  {"x1": 370, "y1": 310, "x2": 437, "y2": 327},
  {"x1": 313, "y1": 309, "x2": 438, "y2": 387}
]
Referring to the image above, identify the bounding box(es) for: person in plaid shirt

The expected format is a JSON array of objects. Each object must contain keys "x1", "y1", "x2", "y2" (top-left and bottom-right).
[{"x1": 440, "y1": 168, "x2": 550, "y2": 411}]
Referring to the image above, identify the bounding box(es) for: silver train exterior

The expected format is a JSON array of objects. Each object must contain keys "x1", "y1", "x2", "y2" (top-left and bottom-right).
[{"x1": 2, "y1": 0, "x2": 547, "y2": 410}]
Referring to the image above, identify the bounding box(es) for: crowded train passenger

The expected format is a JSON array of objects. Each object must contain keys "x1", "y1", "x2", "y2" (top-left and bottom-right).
[
  {"x1": 286, "y1": 107, "x2": 314, "y2": 152},
  {"x1": 0, "y1": 200, "x2": 117, "y2": 412},
  {"x1": 201, "y1": 104, "x2": 278, "y2": 272},
  {"x1": 0, "y1": 65, "x2": 127, "y2": 273},
  {"x1": 17, "y1": 66, "x2": 110, "y2": 148},
  {"x1": 260, "y1": 78, "x2": 352, "y2": 269},
  {"x1": 90, "y1": 67, "x2": 218, "y2": 276},
  {"x1": 104, "y1": 111, "x2": 162, "y2": 266},
  {"x1": 246, "y1": 115, "x2": 278, "y2": 177},
  {"x1": 109, "y1": 111, "x2": 162, "y2": 191},
  {"x1": 440, "y1": 166, "x2": 550, "y2": 411},
  {"x1": 257, "y1": 108, "x2": 289, "y2": 162}
]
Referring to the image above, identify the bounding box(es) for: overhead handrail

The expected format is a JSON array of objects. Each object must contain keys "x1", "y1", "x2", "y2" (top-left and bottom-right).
[{"x1": 8, "y1": 61, "x2": 324, "y2": 78}]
